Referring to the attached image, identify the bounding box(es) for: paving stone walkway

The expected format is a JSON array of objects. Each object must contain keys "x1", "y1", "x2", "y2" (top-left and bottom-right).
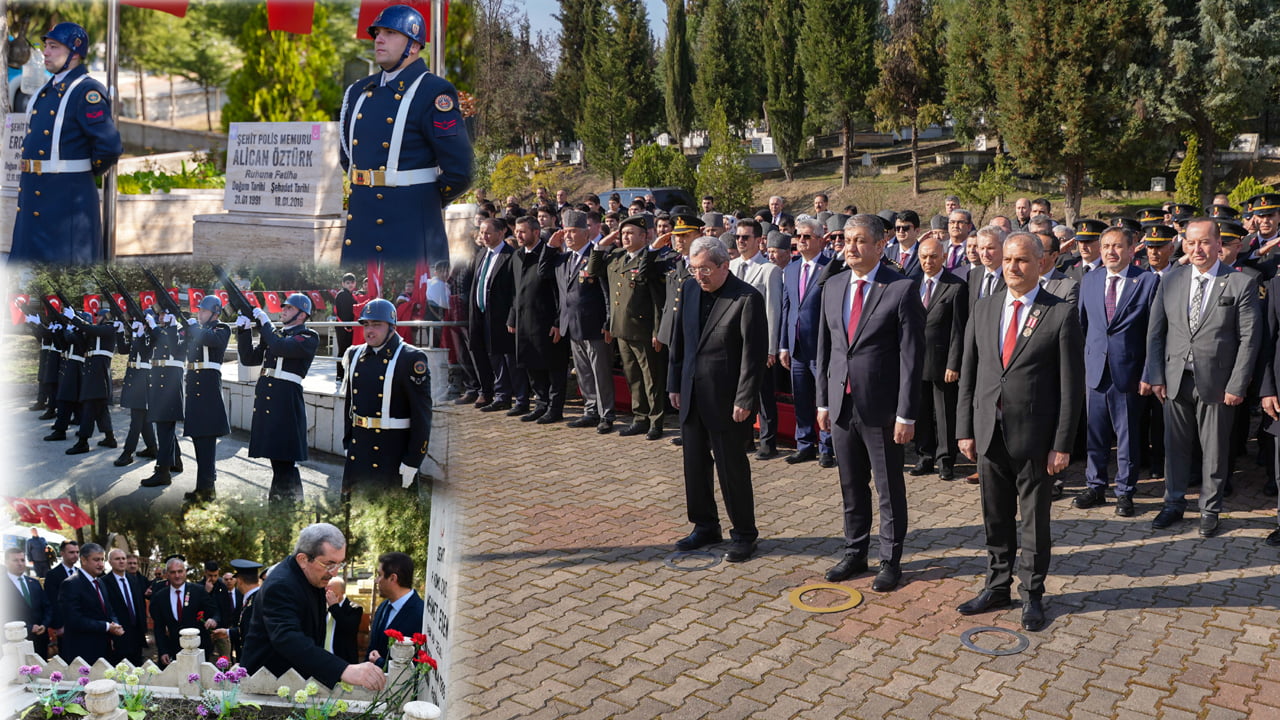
[{"x1": 445, "y1": 403, "x2": 1279, "y2": 719}]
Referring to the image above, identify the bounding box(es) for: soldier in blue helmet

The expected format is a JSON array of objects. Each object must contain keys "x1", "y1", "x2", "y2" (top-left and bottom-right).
[
  {"x1": 340, "y1": 298, "x2": 433, "y2": 492},
  {"x1": 115, "y1": 309, "x2": 159, "y2": 467},
  {"x1": 237, "y1": 294, "x2": 320, "y2": 504},
  {"x1": 43, "y1": 308, "x2": 89, "y2": 443},
  {"x1": 339, "y1": 4, "x2": 473, "y2": 265},
  {"x1": 9, "y1": 22, "x2": 122, "y2": 266},
  {"x1": 64, "y1": 305, "x2": 119, "y2": 455},
  {"x1": 179, "y1": 295, "x2": 231, "y2": 503}
]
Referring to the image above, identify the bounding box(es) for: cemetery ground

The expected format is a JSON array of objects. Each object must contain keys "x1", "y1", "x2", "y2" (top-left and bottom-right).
[{"x1": 445, "y1": 399, "x2": 1280, "y2": 720}]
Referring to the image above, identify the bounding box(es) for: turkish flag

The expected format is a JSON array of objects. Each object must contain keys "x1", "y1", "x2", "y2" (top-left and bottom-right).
[
  {"x1": 167, "y1": 287, "x2": 181, "y2": 305},
  {"x1": 26, "y1": 499, "x2": 62, "y2": 530},
  {"x1": 264, "y1": 292, "x2": 283, "y2": 313},
  {"x1": 83, "y1": 294, "x2": 102, "y2": 315},
  {"x1": 356, "y1": 0, "x2": 441, "y2": 41},
  {"x1": 49, "y1": 498, "x2": 93, "y2": 529},
  {"x1": 46, "y1": 294, "x2": 63, "y2": 313},
  {"x1": 189, "y1": 287, "x2": 206, "y2": 313},
  {"x1": 306, "y1": 290, "x2": 327, "y2": 311},
  {"x1": 366, "y1": 260, "x2": 384, "y2": 299},
  {"x1": 10, "y1": 294, "x2": 30, "y2": 325},
  {"x1": 121, "y1": 0, "x2": 189, "y2": 17},
  {"x1": 266, "y1": 0, "x2": 315, "y2": 34},
  {"x1": 213, "y1": 289, "x2": 230, "y2": 308},
  {"x1": 139, "y1": 290, "x2": 157, "y2": 311},
  {"x1": 246, "y1": 292, "x2": 261, "y2": 309},
  {"x1": 111, "y1": 293, "x2": 128, "y2": 314},
  {"x1": 5, "y1": 497, "x2": 41, "y2": 524},
  {"x1": 412, "y1": 258, "x2": 430, "y2": 320}
]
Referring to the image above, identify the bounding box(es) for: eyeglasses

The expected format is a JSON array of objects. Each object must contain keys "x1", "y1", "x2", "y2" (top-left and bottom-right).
[
  {"x1": 313, "y1": 558, "x2": 345, "y2": 574},
  {"x1": 795, "y1": 234, "x2": 814, "y2": 240},
  {"x1": 895, "y1": 226, "x2": 914, "y2": 232},
  {"x1": 735, "y1": 235, "x2": 753, "y2": 241},
  {"x1": 689, "y1": 266, "x2": 719, "y2": 276}
]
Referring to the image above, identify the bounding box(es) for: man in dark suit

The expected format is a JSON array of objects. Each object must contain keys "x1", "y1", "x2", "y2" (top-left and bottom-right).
[
  {"x1": 507, "y1": 215, "x2": 569, "y2": 424},
  {"x1": 944, "y1": 210, "x2": 973, "y2": 274},
  {"x1": 149, "y1": 557, "x2": 219, "y2": 666},
  {"x1": 25, "y1": 528, "x2": 49, "y2": 578},
  {"x1": 56, "y1": 543, "x2": 123, "y2": 665},
  {"x1": 817, "y1": 215, "x2": 925, "y2": 591},
  {"x1": 102, "y1": 549, "x2": 147, "y2": 664},
  {"x1": 968, "y1": 226, "x2": 1007, "y2": 313},
  {"x1": 1074, "y1": 227, "x2": 1160, "y2": 516},
  {"x1": 780, "y1": 218, "x2": 834, "y2": 467},
  {"x1": 6, "y1": 547, "x2": 51, "y2": 658},
  {"x1": 470, "y1": 217, "x2": 524, "y2": 413},
  {"x1": 553, "y1": 209, "x2": 617, "y2": 433},
  {"x1": 667, "y1": 237, "x2": 768, "y2": 562},
  {"x1": 909, "y1": 238, "x2": 968, "y2": 481},
  {"x1": 43, "y1": 540, "x2": 80, "y2": 649},
  {"x1": 366, "y1": 552, "x2": 424, "y2": 667},
  {"x1": 1144, "y1": 218, "x2": 1259, "y2": 538},
  {"x1": 333, "y1": 274, "x2": 357, "y2": 384},
  {"x1": 883, "y1": 210, "x2": 922, "y2": 277},
  {"x1": 729, "y1": 219, "x2": 784, "y2": 459},
  {"x1": 767, "y1": 196, "x2": 794, "y2": 229},
  {"x1": 242, "y1": 524, "x2": 385, "y2": 690},
  {"x1": 1036, "y1": 233, "x2": 1081, "y2": 305},
  {"x1": 203, "y1": 560, "x2": 233, "y2": 659},
  {"x1": 957, "y1": 232, "x2": 1084, "y2": 632},
  {"x1": 325, "y1": 577, "x2": 363, "y2": 664}
]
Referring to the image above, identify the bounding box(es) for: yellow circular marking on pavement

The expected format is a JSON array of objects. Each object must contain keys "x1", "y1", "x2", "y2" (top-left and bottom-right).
[{"x1": 788, "y1": 583, "x2": 863, "y2": 613}]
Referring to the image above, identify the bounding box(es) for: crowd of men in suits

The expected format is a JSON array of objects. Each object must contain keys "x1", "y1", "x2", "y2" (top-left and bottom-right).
[
  {"x1": 5, "y1": 533, "x2": 425, "y2": 686},
  {"x1": 445, "y1": 187, "x2": 1280, "y2": 632}
]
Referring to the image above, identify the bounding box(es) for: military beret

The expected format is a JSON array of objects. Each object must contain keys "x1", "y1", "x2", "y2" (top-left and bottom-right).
[
  {"x1": 766, "y1": 231, "x2": 792, "y2": 251},
  {"x1": 816, "y1": 211, "x2": 833, "y2": 225},
  {"x1": 1144, "y1": 225, "x2": 1178, "y2": 245},
  {"x1": 929, "y1": 214, "x2": 947, "y2": 231},
  {"x1": 1137, "y1": 207, "x2": 1164, "y2": 226},
  {"x1": 560, "y1": 209, "x2": 588, "y2": 229},
  {"x1": 827, "y1": 213, "x2": 850, "y2": 235},
  {"x1": 1074, "y1": 218, "x2": 1108, "y2": 240},
  {"x1": 1217, "y1": 220, "x2": 1248, "y2": 240},
  {"x1": 1206, "y1": 204, "x2": 1239, "y2": 220},
  {"x1": 702, "y1": 212, "x2": 724, "y2": 228},
  {"x1": 619, "y1": 212, "x2": 653, "y2": 231},
  {"x1": 1247, "y1": 193, "x2": 1280, "y2": 214},
  {"x1": 1111, "y1": 217, "x2": 1142, "y2": 233}
]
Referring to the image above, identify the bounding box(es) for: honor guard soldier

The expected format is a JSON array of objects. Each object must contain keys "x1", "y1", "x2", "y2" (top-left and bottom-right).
[
  {"x1": 65, "y1": 306, "x2": 118, "y2": 454},
  {"x1": 341, "y1": 298, "x2": 433, "y2": 492},
  {"x1": 141, "y1": 309, "x2": 187, "y2": 490},
  {"x1": 10, "y1": 22, "x2": 122, "y2": 265},
  {"x1": 44, "y1": 310, "x2": 86, "y2": 443},
  {"x1": 25, "y1": 309, "x2": 62, "y2": 416},
  {"x1": 237, "y1": 294, "x2": 320, "y2": 503},
  {"x1": 1245, "y1": 193, "x2": 1280, "y2": 279},
  {"x1": 339, "y1": 4, "x2": 473, "y2": 265},
  {"x1": 115, "y1": 311, "x2": 158, "y2": 467},
  {"x1": 182, "y1": 296, "x2": 231, "y2": 503}
]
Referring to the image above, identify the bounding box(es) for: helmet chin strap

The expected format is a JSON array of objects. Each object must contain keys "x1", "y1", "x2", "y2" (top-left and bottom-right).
[{"x1": 382, "y1": 36, "x2": 419, "y2": 73}]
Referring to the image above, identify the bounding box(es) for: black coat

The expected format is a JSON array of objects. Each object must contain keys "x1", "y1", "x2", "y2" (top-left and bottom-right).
[
  {"x1": 506, "y1": 242, "x2": 562, "y2": 368},
  {"x1": 147, "y1": 324, "x2": 185, "y2": 423},
  {"x1": 77, "y1": 320, "x2": 116, "y2": 401},
  {"x1": 239, "y1": 323, "x2": 320, "y2": 461},
  {"x1": 55, "y1": 326, "x2": 85, "y2": 403},
  {"x1": 149, "y1": 581, "x2": 219, "y2": 660},
  {"x1": 657, "y1": 259, "x2": 690, "y2": 348},
  {"x1": 468, "y1": 242, "x2": 517, "y2": 354},
  {"x1": 183, "y1": 321, "x2": 230, "y2": 438},
  {"x1": 7, "y1": 573, "x2": 51, "y2": 657},
  {"x1": 58, "y1": 573, "x2": 118, "y2": 665},
  {"x1": 101, "y1": 572, "x2": 147, "y2": 663},
  {"x1": 43, "y1": 562, "x2": 77, "y2": 629},
  {"x1": 328, "y1": 597, "x2": 364, "y2": 664},
  {"x1": 36, "y1": 324, "x2": 62, "y2": 384},
  {"x1": 118, "y1": 330, "x2": 154, "y2": 410},
  {"x1": 342, "y1": 333, "x2": 434, "y2": 482},
  {"x1": 919, "y1": 270, "x2": 968, "y2": 382},
  {"x1": 241, "y1": 556, "x2": 348, "y2": 688}
]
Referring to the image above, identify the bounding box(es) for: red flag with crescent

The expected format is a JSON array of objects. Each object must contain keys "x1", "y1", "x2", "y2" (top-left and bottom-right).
[
  {"x1": 264, "y1": 292, "x2": 283, "y2": 313},
  {"x1": 111, "y1": 293, "x2": 128, "y2": 314},
  {"x1": 5, "y1": 497, "x2": 41, "y2": 524},
  {"x1": 121, "y1": 0, "x2": 189, "y2": 17},
  {"x1": 213, "y1": 289, "x2": 230, "y2": 308},
  {"x1": 49, "y1": 498, "x2": 93, "y2": 529},
  {"x1": 46, "y1": 295, "x2": 63, "y2": 313},
  {"x1": 356, "y1": 0, "x2": 443, "y2": 40},
  {"x1": 26, "y1": 499, "x2": 63, "y2": 530},
  {"x1": 83, "y1": 294, "x2": 102, "y2": 315},
  {"x1": 10, "y1": 294, "x2": 30, "y2": 325},
  {"x1": 168, "y1": 287, "x2": 181, "y2": 304},
  {"x1": 139, "y1": 290, "x2": 157, "y2": 311},
  {"x1": 189, "y1": 287, "x2": 206, "y2": 313},
  {"x1": 306, "y1": 290, "x2": 326, "y2": 311},
  {"x1": 266, "y1": 0, "x2": 315, "y2": 34}
]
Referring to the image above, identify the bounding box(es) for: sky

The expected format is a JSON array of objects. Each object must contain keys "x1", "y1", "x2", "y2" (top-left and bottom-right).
[{"x1": 521, "y1": 0, "x2": 669, "y2": 47}]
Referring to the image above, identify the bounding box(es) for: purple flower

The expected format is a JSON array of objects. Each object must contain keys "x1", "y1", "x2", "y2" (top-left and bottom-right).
[
  {"x1": 196, "y1": 706, "x2": 208, "y2": 717},
  {"x1": 215, "y1": 657, "x2": 230, "y2": 671},
  {"x1": 77, "y1": 667, "x2": 91, "y2": 677},
  {"x1": 234, "y1": 668, "x2": 249, "y2": 681},
  {"x1": 31, "y1": 665, "x2": 42, "y2": 676},
  {"x1": 51, "y1": 707, "x2": 63, "y2": 716},
  {"x1": 187, "y1": 673, "x2": 201, "y2": 684},
  {"x1": 78, "y1": 678, "x2": 89, "y2": 687},
  {"x1": 18, "y1": 666, "x2": 30, "y2": 676},
  {"x1": 213, "y1": 672, "x2": 226, "y2": 684},
  {"x1": 49, "y1": 672, "x2": 63, "y2": 683}
]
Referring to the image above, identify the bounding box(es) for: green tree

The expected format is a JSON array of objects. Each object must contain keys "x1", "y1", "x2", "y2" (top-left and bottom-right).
[
  {"x1": 691, "y1": 0, "x2": 736, "y2": 128},
  {"x1": 577, "y1": 0, "x2": 657, "y2": 185},
  {"x1": 762, "y1": 0, "x2": 804, "y2": 181},
  {"x1": 696, "y1": 101, "x2": 757, "y2": 214},
  {"x1": 867, "y1": 0, "x2": 945, "y2": 197},
  {"x1": 1227, "y1": 176, "x2": 1275, "y2": 209},
  {"x1": 940, "y1": 0, "x2": 1001, "y2": 147},
  {"x1": 623, "y1": 143, "x2": 694, "y2": 192},
  {"x1": 549, "y1": 0, "x2": 602, "y2": 138},
  {"x1": 798, "y1": 0, "x2": 878, "y2": 188},
  {"x1": 221, "y1": 3, "x2": 342, "y2": 129},
  {"x1": 946, "y1": 154, "x2": 1017, "y2": 225},
  {"x1": 166, "y1": 3, "x2": 241, "y2": 131},
  {"x1": 1174, "y1": 134, "x2": 1203, "y2": 206},
  {"x1": 661, "y1": 0, "x2": 694, "y2": 145}
]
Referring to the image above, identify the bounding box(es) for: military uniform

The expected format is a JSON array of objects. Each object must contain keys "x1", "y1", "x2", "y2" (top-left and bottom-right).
[
  {"x1": 71, "y1": 315, "x2": 116, "y2": 448},
  {"x1": 183, "y1": 319, "x2": 231, "y2": 495},
  {"x1": 10, "y1": 64, "x2": 122, "y2": 265},
  {"x1": 33, "y1": 320, "x2": 62, "y2": 412},
  {"x1": 50, "y1": 321, "x2": 86, "y2": 437},
  {"x1": 339, "y1": 57, "x2": 472, "y2": 264},
  {"x1": 238, "y1": 321, "x2": 320, "y2": 499},
  {"x1": 589, "y1": 244, "x2": 667, "y2": 433},
  {"x1": 117, "y1": 323, "x2": 157, "y2": 463},
  {"x1": 341, "y1": 332, "x2": 433, "y2": 490},
  {"x1": 146, "y1": 323, "x2": 186, "y2": 479}
]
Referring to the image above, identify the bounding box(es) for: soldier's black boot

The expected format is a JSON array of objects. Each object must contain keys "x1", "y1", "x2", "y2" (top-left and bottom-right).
[
  {"x1": 97, "y1": 433, "x2": 117, "y2": 448},
  {"x1": 65, "y1": 439, "x2": 91, "y2": 455},
  {"x1": 140, "y1": 468, "x2": 172, "y2": 487},
  {"x1": 113, "y1": 452, "x2": 135, "y2": 467},
  {"x1": 43, "y1": 430, "x2": 67, "y2": 441}
]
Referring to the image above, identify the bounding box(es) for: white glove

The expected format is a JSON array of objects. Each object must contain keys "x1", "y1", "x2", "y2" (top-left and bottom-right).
[
  {"x1": 235, "y1": 315, "x2": 252, "y2": 330},
  {"x1": 399, "y1": 462, "x2": 418, "y2": 486},
  {"x1": 113, "y1": 321, "x2": 124, "y2": 332},
  {"x1": 50, "y1": 323, "x2": 62, "y2": 331},
  {"x1": 252, "y1": 307, "x2": 270, "y2": 324},
  {"x1": 161, "y1": 313, "x2": 174, "y2": 326},
  {"x1": 62, "y1": 307, "x2": 74, "y2": 320},
  {"x1": 131, "y1": 321, "x2": 144, "y2": 333},
  {"x1": 25, "y1": 314, "x2": 38, "y2": 324},
  {"x1": 145, "y1": 315, "x2": 158, "y2": 329},
  {"x1": 186, "y1": 317, "x2": 199, "y2": 327}
]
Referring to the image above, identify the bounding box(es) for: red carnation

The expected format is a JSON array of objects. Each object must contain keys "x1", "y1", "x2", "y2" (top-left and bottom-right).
[
  {"x1": 384, "y1": 629, "x2": 405, "y2": 642},
  {"x1": 414, "y1": 650, "x2": 437, "y2": 670},
  {"x1": 411, "y1": 633, "x2": 427, "y2": 646}
]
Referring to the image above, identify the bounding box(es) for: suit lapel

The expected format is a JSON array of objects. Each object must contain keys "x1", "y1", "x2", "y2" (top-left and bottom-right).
[
  {"x1": 849, "y1": 267, "x2": 889, "y2": 351},
  {"x1": 697, "y1": 283, "x2": 732, "y2": 351},
  {"x1": 1108, "y1": 266, "x2": 1141, "y2": 326},
  {"x1": 1004, "y1": 294, "x2": 1051, "y2": 372},
  {"x1": 1193, "y1": 265, "x2": 1231, "y2": 335}
]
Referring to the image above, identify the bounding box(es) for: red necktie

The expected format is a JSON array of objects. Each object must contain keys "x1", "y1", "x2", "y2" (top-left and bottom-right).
[
  {"x1": 93, "y1": 579, "x2": 107, "y2": 616},
  {"x1": 847, "y1": 279, "x2": 867, "y2": 343},
  {"x1": 1002, "y1": 300, "x2": 1022, "y2": 368}
]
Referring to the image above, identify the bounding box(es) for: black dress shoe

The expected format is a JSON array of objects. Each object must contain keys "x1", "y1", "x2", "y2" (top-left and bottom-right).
[
  {"x1": 137, "y1": 446, "x2": 158, "y2": 459},
  {"x1": 670, "y1": 436, "x2": 683, "y2": 446},
  {"x1": 825, "y1": 553, "x2": 868, "y2": 582},
  {"x1": 567, "y1": 415, "x2": 600, "y2": 428},
  {"x1": 871, "y1": 561, "x2": 902, "y2": 592},
  {"x1": 520, "y1": 407, "x2": 546, "y2": 422},
  {"x1": 596, "y1": 419, "x2": 614, "y2": 434},
  {"x1": 1151, "y1": 507, "x2": 1183, "y2": 529},
  {"x1": 474, "y1": 397, "x2": 493, "y2": 409},
  {"x1": 1115, "y1": 494, "x2": 1135, "y2": 517},
  {"x1": 674, "y1": 529, "x2": 723, "y2": 551},
  {"x1": 480, "y1": 400, "x2": 511, "y2": 413},
  {"x1": 171, "y1": 460, "x2": 184, "y2": 474},
  {"x1": 618, "y1": 422, "x2": 650, "y2": 437},
  {"x1": 97, "y1": 435, "x2": 118, "y2": 448},
  {"x1": 65, "y1": 440, "x2": 90, "y2": 455},
  {"x1": 754, "y1": 444, "x2": 778, "y2": 460},
  {"x1": 28, "y1": 401, "x2": 46, "y2": 411},
  {"x1": 454, "y1": 392, "x2": 479, "y2": 405},
  {"x1": 646, "y1": 426, "x2": 664, "y2": 440},
  {"x1": 140, "y1": 469, "x2": 172, "y2": 487},
  {"x1": 1022, "y1": 597, "x2": 1047, "y2": 632},
  {"x1": 724, "y1": 540, "x2": 756, "y2": 563},
  {"x1": 1266, "y1": 528, "x2": 1280, "y2": 547},
  {"x1": 536, "y1": 413, "x2": 564, "y2": 425},
  {"x1": 957, "y1": 590, "x2": 1012, "y2": 615},
  {"x1": 1050, "y1": 481, "x2": 1063, "y2": 499},
  {"x1": 785, "y1": 448, "x2": 818, "y2": 464},
  {"x1": 113, "y1": 452, "x2": 135, "y2": 467},
  {"x1": 506, "y1": 404, "x2": 531, "y2": 417},
  {"x1": 1199, "y1": 514, "x2": 1220, "y2": 538},
  {"x1": 1072, "y1": 487, "x2": 1107, "y2": 509},
  {"x1": 43, "y1": 431, "x2": 67, "y2": 442},
  {"x1": 819, "y1": 452, "x2": 836, "y2": 468},
  {"x1": 938, "y1": 463, "x2": 956, "y2": 481},
  {"x1": 908, "y1": 459, "x2": 935, "y2": 476},
  {"x1": 184, "y1": 487, "x2": 216, "y2": 503},
  {"x1": 38, "y1": 409, "x2": 58, "y2": 420}
]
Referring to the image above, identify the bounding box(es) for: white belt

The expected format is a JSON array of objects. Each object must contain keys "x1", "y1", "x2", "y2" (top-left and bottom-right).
[
  {"x1": 262, "y1": 367, "x2": 304, "y2": 385},
  {"x1": 187, "y1": 362, "x2": 221, "y2": 371},
  {"x1": 65, "y1": 353, "x2": 84, "y2": 362},
  {"x1": 41, "y1": 344, "x2": 55, "y2": 351},
  {"x1": 349, "y1": 166, "x2": 439, "y2": 187},
  {"x1": 161, "y1": 359, "x2": 185, "y2": 369},
  {"x1": 128, "y1": 361, "x2": 152, "y2": 370},
  {"x1": 88, "y1": 350, "x2": 113, "y2": 358},
  {"x1": 20, "y1": 158, "x2": 91, "y2": 174},
  {"x1": 351, "y1": 414, "x2": 411, "y2": 430}
]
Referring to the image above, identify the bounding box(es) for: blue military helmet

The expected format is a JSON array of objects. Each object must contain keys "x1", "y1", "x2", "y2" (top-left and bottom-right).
[
  {"x1": 41, "y1": 23, "x2": 89, "y2": 74},
  {"x1": 197, "y1": 295, "x2": 223, "y2": 314},
  {"x1": 360, "y1": 298, "x2": 398, "y2": 326},
  {"x1": 368, "y1": 5, "x2": 427, "y2": 45},
  {"x1": 285, "y1": 293, "x2": 313, "y2": 316},
  {"x1": 76, "y1": 310, "x2": 92, "y2": 323}
]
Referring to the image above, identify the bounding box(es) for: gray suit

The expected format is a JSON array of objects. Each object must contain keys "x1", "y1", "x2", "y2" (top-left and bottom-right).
[
  {"x1": 1039, "y1": 269, "x2": 1080, "y2": 305},
  {"x1": 1144, "y1": 261, "x2": 1259, "y2": 516},
  {"x1": 729, "y1": 253, "x2": 783, "y2": 450}
]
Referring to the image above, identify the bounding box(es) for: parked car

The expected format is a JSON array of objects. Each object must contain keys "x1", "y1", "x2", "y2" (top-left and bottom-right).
[{"x1": 594, "y1": 187, "x2": 695, "y2": 212}]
